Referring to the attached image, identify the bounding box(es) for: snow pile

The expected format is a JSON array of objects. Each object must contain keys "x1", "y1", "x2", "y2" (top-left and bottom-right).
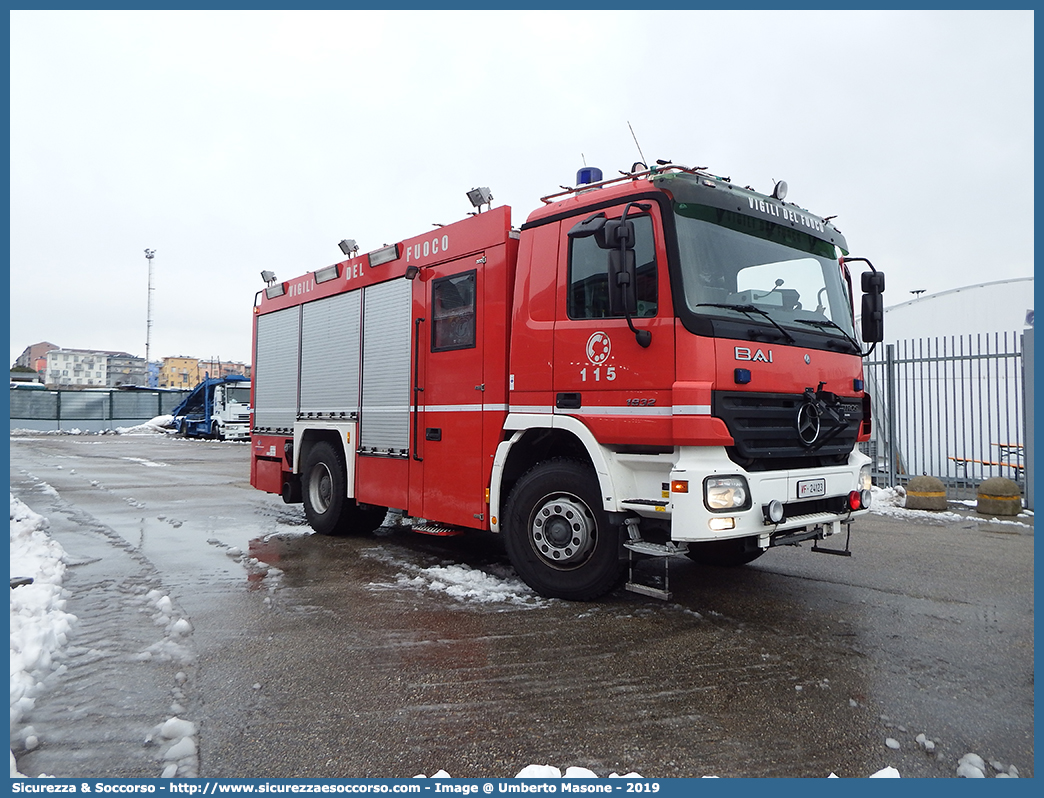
[
  {"x1": 401, "y1": 563, "x2": 544, "y2": 606},
  {"x1": 870, "y1": 485, "x2": 1032, "y2": 527},
  {"x1": 10, "y1": 428, "x2": 86, "y2": 436},
  {"x1": 146, "y1": 714, "x2": 199, "y2": 779},
  {"x1": 955, "y1": 752, "x2": 1020, "y2": 779},
  {"x1": 414, "y1": 765, "x2": 902, "y2": 778},
  {"x1": 9, "y1": 494, "x2": 77, "y2": 776},
  {"x1": 869, "y1": 485, "x2": 964, "y2": 523},
  {"x1": 366, "y1": 551, "x2": 546, "y2": 608},
  {"x1": 135, "y1": 589, "x2": 196, "y2": 666},
  {"x1": 114, "y1": 415, "x2": 175, "y2": 435}
]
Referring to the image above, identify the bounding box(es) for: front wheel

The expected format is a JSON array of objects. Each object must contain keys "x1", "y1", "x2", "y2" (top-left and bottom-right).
[{"x1": 503, "y1": 459, "x2": 624, "y2": 601}]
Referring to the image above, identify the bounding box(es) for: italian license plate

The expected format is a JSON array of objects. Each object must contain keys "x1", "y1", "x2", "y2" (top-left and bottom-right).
[{"x1": 797, "y1": 478, "x2": 826, "y2": 499}]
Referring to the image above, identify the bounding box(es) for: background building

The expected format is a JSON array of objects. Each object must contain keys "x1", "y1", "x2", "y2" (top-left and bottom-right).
[
  {"x1": 14, "y1": 341, "x2": 58, "y2": 374},
  {"x1": 17, "y1": 340, "x2": 251, "y2": 389},
  {"x1": 45, "y1": 349, "x2": 109, "y2": 388},
  {"x1": 159, "y1": 356, "x2": 202, "y2": 389},
  {"x1": 104, "y1": 351, "x2": 147, "y2": 387},
  {"x1": 199, "y1": 358, "x2": 251, "y2": 379},
  {"x1": 42, "y1": 348, "x2": 147, "y2": 388}
]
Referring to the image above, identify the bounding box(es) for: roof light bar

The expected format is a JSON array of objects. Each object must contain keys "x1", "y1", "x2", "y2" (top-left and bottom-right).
[
  {"x1": 368, "y1": 243, "x2": 401, "y2": 268},
  {"x1": 314, "y1": 264, "x2": 340, "y2": 284},
  {"x1": 265, "y1": 283, "x2": 286, "y2": 299}
]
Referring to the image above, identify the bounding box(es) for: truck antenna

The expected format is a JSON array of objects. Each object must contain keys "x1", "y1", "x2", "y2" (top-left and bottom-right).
[{"x1": 627, "y1": 121, "x2": 647, "y2": 169}]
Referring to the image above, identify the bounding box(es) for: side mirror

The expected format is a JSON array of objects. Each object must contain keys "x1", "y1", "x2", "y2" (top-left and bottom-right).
[
  {"x1": 602, "y1": 218, "x2": 635, "y2": 250},
  {"x1": 608, "y1": 249, "x2": 637, "y2": 317},
  {"x1": 860, "y1": 270, "x2": 885, "y2": 343},
  {"x1": 861, "y1": 271, "x2": 885, "y2": 293}
]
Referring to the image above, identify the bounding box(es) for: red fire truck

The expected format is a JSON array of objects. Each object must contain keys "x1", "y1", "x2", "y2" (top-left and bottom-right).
[{"x1": 250, "y1": 162, "x2": 885, "y2": 600}]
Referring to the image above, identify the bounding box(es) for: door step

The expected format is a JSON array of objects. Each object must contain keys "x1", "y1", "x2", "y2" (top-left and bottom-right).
[
  {"x1": 624, "y1": 542, "x2": 688, "y2": 601},
  {"x1": 623, "y1": 540, "x2": 688, "y2": 557},
  {"x1": 624, "y1": 580, "x2": 672, "y2": 601},
  {"x1": 410, "y1": 522, "x2": 466, "y2": 537}
]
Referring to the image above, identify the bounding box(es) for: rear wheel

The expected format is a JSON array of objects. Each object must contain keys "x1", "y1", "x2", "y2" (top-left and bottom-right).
[
  {"x1": 301, "y1": 441, "x2": 384, "y2": 535},
  {"x1": 503, "y1": 459, "x2": 624, "y2": 600},
  {"x1": 302, "y1": 442, "x2": 350, "y2": 535},
  {"x1": 686, "y1": 537, "x2": 765, "y2": 567}
]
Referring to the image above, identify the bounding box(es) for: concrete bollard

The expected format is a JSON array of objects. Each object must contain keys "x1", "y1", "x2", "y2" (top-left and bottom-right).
[
  {"x1": 976, "y1": 477, "x2": 1022, "y2": 516},
  {"x1": 905, "y1": 475, "x2": 948, "y2": 510}
]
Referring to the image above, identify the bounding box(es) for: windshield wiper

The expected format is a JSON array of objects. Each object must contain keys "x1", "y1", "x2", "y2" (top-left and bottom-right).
[
  {"x1": 792, "y1": 318, "x2": 863, "y2": 354},
  {"x1": 694, "y1": 303, "x2": 796, "y2": 344}
]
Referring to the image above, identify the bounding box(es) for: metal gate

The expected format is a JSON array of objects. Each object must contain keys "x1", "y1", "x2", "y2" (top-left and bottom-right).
[{"x1": 861, "y1": 330, "x2": 1031, "y2": 502}]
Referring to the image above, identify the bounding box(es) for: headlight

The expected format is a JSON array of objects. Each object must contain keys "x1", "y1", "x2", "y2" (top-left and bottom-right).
[{"x1": 704, "y1": 476, "x2": 752, "y2": 512}]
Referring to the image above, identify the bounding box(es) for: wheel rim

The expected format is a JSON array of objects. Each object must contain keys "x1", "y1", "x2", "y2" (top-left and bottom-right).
[
  {"x1": 528, "y1": 492, "x2": 596, "y2": 568},
  {"x1": 307, "y1": 462, "x2": 334, "y2": 514}
]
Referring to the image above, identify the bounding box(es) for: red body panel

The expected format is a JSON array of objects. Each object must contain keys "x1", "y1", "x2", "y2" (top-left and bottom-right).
[{"x1": 355, "y1": 455, "x2": 410, "y2": 510}]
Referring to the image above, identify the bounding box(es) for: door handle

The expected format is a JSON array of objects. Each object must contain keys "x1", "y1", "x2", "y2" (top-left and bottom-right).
[{"x1": 556, "y1": 392, "x2": 582, "y2": 409}]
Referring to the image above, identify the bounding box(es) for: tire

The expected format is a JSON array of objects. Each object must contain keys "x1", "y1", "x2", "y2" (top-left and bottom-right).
[
  {"x1": 342, "y1": 502, "x2": 388, "y2": 535},
  {"x1": 686, "y1": 537, "x2": 765, "y2": 567},
  {"x1": 211, "y1": 423, "x2": 223, "y2": 441},
  {"x1": 301, "y1": 441, "x2": 351, "y2": 535},
  {"x1": 503, "y1": 459, "x2": 625, "y2": 601},
  {"x1": 301, "y1": 441, "x2": 384, "y2": 536}
]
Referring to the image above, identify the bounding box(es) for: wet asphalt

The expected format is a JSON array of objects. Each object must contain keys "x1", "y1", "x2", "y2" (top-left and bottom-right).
[{"x1": 8, "y1": 433, "x2": 1034, "y2": 779}]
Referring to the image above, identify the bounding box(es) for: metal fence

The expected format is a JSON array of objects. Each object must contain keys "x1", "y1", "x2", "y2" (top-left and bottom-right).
[
  {"x1": 861, "y1": 330, "x2": 1031, "y2": 501},
  {"x1": 9, "y1": 387, "x2": 190, "y2": 432}
]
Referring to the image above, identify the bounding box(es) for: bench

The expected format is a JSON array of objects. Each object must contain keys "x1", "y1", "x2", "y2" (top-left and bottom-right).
[{"x1": 948, "y1": 455, "x2": 1023, "y2": 477}]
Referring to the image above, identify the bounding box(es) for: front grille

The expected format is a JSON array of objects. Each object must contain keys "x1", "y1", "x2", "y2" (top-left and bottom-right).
[{"x1": 714, "y1": 390, "x2": 862, "y2": 472}]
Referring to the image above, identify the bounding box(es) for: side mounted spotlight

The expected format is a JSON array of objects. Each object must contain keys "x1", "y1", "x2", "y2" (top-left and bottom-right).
[
  {"x1": 261, "y1": 270, "x2": 278, "y2": 286},
  {"x1": 338, "y1": 239, "x2": 359, "y2": 256},
  {"x1": 405, "y1": 265, "x2": 420, "y2": 280},
  {"x1": 466, "y1": 187, "x2": 493, "y2": 210}
]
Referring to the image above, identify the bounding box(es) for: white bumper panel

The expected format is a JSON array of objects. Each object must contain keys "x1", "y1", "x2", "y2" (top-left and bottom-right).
[{"x1": 665, "y1": 446, "x2": 870, "y2": 543}]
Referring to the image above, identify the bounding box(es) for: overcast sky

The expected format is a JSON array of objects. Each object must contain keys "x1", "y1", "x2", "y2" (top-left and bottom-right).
[{"x1": 8, "y1": 9, "x2": 1034, "y2": 367}]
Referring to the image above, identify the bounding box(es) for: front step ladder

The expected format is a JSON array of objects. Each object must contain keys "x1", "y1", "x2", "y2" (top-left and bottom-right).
[{"x1": 622, "y1": 518, "x2": 688, "y2": 601}]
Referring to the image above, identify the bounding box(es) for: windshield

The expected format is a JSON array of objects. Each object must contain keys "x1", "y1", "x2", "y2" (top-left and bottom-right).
[
  {"x1": 226, "y1": 385, "x2": 251, "y2": 405},
  {"x1": 674, "y1": 203, "x2": 855, "y2": 339}
]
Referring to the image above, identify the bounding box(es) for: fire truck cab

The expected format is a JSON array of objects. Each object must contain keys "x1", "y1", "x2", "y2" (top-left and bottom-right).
[{"x1": 250, "y1": 163, "x2": 884, "y2": 600}]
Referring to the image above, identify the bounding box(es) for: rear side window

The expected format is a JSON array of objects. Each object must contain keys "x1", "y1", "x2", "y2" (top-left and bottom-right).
[
  {"x1": 568, "y1": 214, "x2": 658, "y2": 319},
  {"x1": 431, "y1": 270, "x2": 476, "y2": 351}
]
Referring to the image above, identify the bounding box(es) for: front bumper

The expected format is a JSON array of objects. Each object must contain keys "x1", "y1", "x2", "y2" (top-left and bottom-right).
[{"x1": 666, "y1": 446, "x2": 870, "y2": 545}]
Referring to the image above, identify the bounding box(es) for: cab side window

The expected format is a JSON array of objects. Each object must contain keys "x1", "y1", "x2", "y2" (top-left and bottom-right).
[
  {"x1": 431, "y1": 270, "x2": 477, "y2": 351},
  {"x1": 567, "y1": 214, "x2": 657, "y2": 319}
]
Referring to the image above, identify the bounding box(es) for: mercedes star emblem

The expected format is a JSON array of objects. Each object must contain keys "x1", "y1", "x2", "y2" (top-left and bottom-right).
[{"x1": 797, "y1": 401, "x2": 822, "y2": 446}]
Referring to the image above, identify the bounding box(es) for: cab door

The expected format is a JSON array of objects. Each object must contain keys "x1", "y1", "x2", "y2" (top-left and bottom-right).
[
  {"x1": 552, "y1": 203, "x2": 675, "y2": 447},
  {"x1": 413, "y1": 254, "x2": 487, "y2": 527}
]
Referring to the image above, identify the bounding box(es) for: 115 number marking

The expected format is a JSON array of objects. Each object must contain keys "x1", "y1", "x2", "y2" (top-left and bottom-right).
[{"x1": 580, "y1": 366, "x2": 616, "y2": 382}]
